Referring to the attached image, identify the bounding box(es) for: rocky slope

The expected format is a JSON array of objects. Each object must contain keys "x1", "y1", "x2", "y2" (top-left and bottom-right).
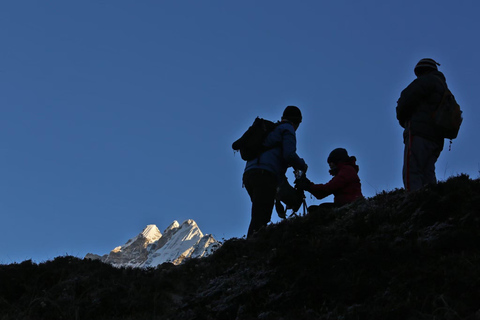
[{"x1": 1, "y1": 174, "x2": 480, "y2": 320}]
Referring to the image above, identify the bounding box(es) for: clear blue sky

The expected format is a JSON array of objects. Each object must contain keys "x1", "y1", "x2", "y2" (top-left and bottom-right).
[{"x1": 1, "y1": 1, "x2": 479, "y2": 263}]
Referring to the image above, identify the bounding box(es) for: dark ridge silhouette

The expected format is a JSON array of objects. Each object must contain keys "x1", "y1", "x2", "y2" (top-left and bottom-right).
[{"x1": 1, "y1": 174, "x2": 480, "y2": 320}]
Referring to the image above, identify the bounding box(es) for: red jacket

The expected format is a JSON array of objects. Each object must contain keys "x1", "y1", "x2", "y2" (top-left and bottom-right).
[{"x1": 308, "y1": 161, "x2": 363, "y2": 205}]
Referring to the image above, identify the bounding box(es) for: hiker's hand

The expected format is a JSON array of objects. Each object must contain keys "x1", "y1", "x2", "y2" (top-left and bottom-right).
[
  {"x1": 298, "y1": 159, "x2": 308, "y2": 173},
  {"x1": 295, "y1": 175, "x2": 312, "y2": 191},
  {"x1": 302, "y1": 163, "x2": 308, "y2": 173}
]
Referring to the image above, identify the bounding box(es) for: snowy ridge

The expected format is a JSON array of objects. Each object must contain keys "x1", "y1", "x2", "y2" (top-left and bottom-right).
[
  {"x1": 119, "y1": 224, "x2": 161, "y2": 253},
  {"x1": 85, "y1": 219, "x2": 220, "y2": 267},
  {"x1": 142, "y1": 219, "x2": 205, "y2": 267}
]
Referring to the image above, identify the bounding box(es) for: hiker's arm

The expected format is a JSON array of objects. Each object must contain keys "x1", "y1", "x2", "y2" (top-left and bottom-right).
[
  {"x1": 309, "y1": 174, "x2": 348, "y2": 200},
  {"x1": 281, "y1": 126, "x2": 306, "y2": 170},
  {"x1": 307, "y1": 183, "x2": 330, "y2": 200},
  {"x1": 396, "y1": 78, "x2": 429, "y2": 127}
]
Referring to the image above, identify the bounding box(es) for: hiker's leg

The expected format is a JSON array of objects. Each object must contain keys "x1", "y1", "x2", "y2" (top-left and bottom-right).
[
  {"x1": 318, "y1": 202, "x2": 337, "y2": 209},
  {"x1": 423, "y1": 139, "x2": 442, "y2": 185},
  {"x1": 308, "y1": 203, "x2": 336, "y2": 213},
  {"x1": 405, "y1": 136, "x2": 442, "y2": 191},
  {"x1": 243, "y1": 169, "x2": 277, "y2": 237},
  {"x1": 404, "y1": 135, "x2": 427, "y2": 191},
  {"x1": 403, "y1": 137, "x2": 415, "y2": 191}
]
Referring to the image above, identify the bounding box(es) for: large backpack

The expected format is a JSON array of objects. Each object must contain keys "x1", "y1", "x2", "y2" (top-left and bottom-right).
[
  {"x1": 433, "y1": 86, "x2": 463, "y2": 140},
  {"x1": 232, "y1": 117, "x2": 278, "y2": 161}
]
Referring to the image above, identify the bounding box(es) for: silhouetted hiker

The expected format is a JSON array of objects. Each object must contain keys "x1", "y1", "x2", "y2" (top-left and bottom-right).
[
  {"x1": 295, "y1": 148, "x2": 363, "y2": 210},
  {"x1": 396, "y1": 58, "x2": 462, "y2": 191},
  {"x1": 241, "y1": 106, "x2": 308, "y2": 238}
]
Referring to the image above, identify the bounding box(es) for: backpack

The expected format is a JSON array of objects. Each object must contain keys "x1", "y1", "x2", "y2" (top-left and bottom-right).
[
  {"x1": 275, "y1": 176, "x2": 305, "y2": 218},
  {"x1": 232, "y1": 117, "x2": 278, "y2": 161},
  {"x1": 433, "y1": 87, "x2": 463, "y2": 140}
]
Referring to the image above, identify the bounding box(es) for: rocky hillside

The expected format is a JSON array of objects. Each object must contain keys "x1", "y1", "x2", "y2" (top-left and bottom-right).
[{"x1": 1, "y1": 174, "x2": 480, "y2": 320}]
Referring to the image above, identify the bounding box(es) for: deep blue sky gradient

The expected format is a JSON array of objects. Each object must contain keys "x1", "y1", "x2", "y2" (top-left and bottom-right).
[{"x1": 1, "y1": 1, "x2": 479, "y2": 263}]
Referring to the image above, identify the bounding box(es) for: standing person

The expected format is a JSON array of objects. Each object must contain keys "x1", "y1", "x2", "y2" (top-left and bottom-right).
[
  {"x1": 242, "y1": 106, "x2": 307, "y2": 238},
  {"x1": 295, "y1": 148, "x2": 363, "y2": 208},
  {"x1": 396, "y1": 58, "x2": 454, "y2": 191}
]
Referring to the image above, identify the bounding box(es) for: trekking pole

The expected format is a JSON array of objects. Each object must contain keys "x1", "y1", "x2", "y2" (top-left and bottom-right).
[{"x1": 294, "y1": 169, "x2": 307, "y2": 216}]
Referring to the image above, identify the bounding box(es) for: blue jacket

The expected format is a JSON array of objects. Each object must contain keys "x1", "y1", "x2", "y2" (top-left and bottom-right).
[{"x1": 244, "y1": 121, "x2": 306, "y2": 183}]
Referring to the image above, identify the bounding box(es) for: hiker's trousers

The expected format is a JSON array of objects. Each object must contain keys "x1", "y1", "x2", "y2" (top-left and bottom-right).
[
  {"x1": 243, "y1": 169, "x2": 277, "y2": 238},
  {"x1": 403, "y1": 134, "x2": 442, "y2": 191}
]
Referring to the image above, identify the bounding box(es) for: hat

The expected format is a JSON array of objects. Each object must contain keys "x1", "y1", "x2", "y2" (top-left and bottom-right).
[
  {"x1": 414, "y1": 58, "x2": 440, "y2": 76},
  {"x1": 327, "y1": 148, "x2": 350, "y2": 164},
  {"x1": 282, "y1": 106, "x2": 302, "y2": 124}
]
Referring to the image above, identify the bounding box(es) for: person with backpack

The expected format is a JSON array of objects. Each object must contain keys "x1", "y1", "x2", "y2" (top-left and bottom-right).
[
  {"x1": 237, "y1": 106, "x2": 308, "y2": 238},
  {"x1": 396, "y1": 58, "x2": 461, "y2": 191},
  {"x1": 295, "y1": 148, "x2": 363, "y2": 209}
]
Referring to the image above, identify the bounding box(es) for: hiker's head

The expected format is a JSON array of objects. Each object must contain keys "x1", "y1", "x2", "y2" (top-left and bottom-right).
[
  {"x1": 327, "y1": 148, "x2": 350, "y2": 164},
  {"x1": 414, "y1": 58, "x2": 440, "y2": 77},
  {"x1": 282, "y1": 105, "x2": 302, "y2": 129}
]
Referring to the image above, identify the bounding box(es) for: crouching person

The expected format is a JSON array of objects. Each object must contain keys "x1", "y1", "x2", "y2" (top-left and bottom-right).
[{"x1": 295, "y1": 148, "x2": 363, "y2": 210}]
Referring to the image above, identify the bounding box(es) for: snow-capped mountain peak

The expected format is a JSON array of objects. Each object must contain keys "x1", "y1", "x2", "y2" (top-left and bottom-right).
[
  {"x1": 142, "y1": 224, "x2": 162, "y2": 242},
  {"x1": 164, "y1": 220, "x2": 180, "y2": 233},
  {"x1": 85, "y1": 219, "x2": 220, "y2": 268}
]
